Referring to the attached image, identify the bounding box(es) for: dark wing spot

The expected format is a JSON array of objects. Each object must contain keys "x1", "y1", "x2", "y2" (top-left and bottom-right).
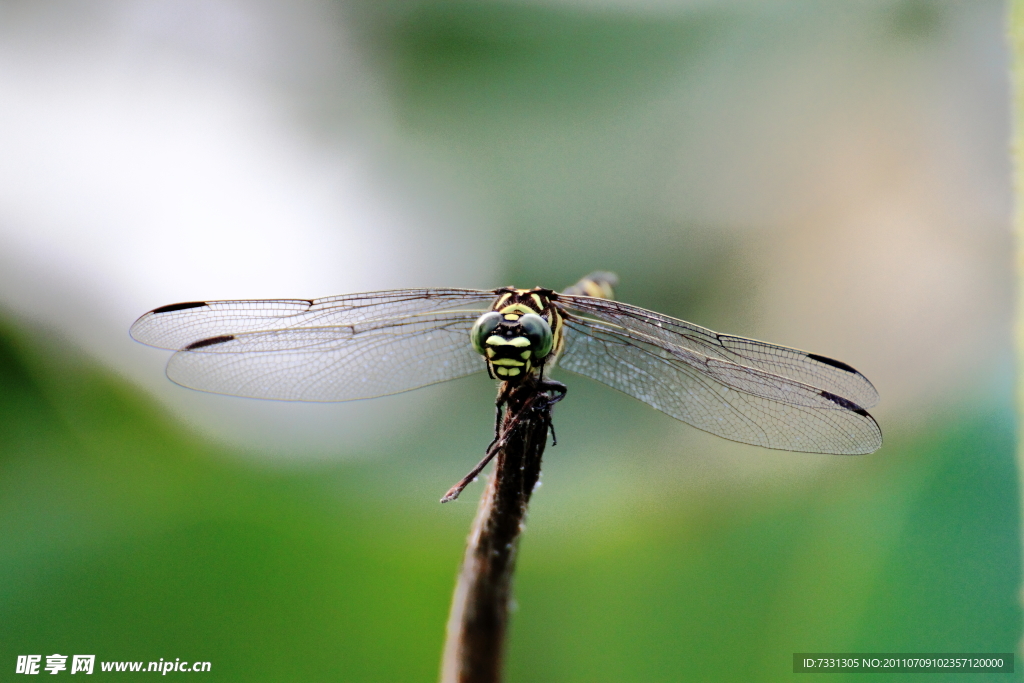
[
  {"x1": 807, "y1": 353, "x2": 859, "y2": 374},
  {"x1": 185, "y1": 335, "x2": 235, "y2": 350},
  {"x1": 152, "y1": 301, "x2": 208, "y2": 314},
  {"x1": 820, "y1": 390, "x2": 868, "y2": 415}
]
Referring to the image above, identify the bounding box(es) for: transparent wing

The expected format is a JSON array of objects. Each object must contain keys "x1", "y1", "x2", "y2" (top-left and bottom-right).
[
  {"x1": 558, "y1": 294, "x2": 879, "y2": 409},
  {"x1": 558, "y1": 316, "x2": 881, "y2": 454},
  {"x1": 130, "y1": 288, "x2": 496, "y2": 351},
  {"x1": 162, "y1": 311, "x2": 487, "y2": 401}
]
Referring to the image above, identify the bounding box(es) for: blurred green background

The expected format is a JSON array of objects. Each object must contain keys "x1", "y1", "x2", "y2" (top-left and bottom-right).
[{"x1": 0, "y1": 1, "x2": 1018, "y2": 681}]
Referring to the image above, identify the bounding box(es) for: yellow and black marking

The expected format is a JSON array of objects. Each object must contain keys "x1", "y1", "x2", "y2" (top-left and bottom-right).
[
  {"x1": 470, "y1": 288, "x2": 564, "y2": 385},
  {"x1": 472, "y1": 275, "x2": 616, "y2": 385},
  {"x1": 561, "y1": 271, "x2": 618, "y2": 300}
]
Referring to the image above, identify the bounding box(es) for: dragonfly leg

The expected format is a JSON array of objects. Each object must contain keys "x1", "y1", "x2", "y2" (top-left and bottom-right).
[
  {"x1": 547, "y1": 415, "x2": 558, "y2": 447},
  {"x1": 485, "y1": 382, "x2": 514, "y2": 452},
  {"x1": 538, "y1": 378, "x2": 567, "y2": 404},
  {"x1": 485, "y1": 406, "x2": 502, "y2": 453},
  {"x1": 532, "y1": 378, "x2": 565, "y2": 446}
]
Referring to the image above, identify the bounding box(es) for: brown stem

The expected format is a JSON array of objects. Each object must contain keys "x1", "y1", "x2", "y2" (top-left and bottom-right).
[{"x1": 439, "y1": 382, "x2": 554, "y2": 683}]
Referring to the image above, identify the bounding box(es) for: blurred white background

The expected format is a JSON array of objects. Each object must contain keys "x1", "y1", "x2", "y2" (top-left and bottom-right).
[{"x1": 0, "y1": 0, "x2": 498, "y2": 456}]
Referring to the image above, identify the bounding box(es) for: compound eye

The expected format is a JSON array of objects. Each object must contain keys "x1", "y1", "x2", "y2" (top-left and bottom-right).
[
  {"x1": 519, "y1": 313, "x2": 553, "y2": 360},
  {"x1": 470, "y1": 311, "x2": 503, "y2": 355}
]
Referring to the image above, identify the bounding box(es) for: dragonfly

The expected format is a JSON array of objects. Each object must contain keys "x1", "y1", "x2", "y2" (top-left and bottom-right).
[{"x1": 130, "y1": 272, "x2": 881, "y2": 463}]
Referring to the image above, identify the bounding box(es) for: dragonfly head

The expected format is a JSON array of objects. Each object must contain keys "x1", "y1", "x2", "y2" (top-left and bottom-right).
[{"x1": 470, "y1": 309, "x2": 553, "y2": 383}]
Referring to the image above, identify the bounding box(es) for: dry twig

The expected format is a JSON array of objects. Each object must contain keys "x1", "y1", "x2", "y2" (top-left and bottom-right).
[{"x1": 439, "y1": 379, "x2": 559, "y2": 683}]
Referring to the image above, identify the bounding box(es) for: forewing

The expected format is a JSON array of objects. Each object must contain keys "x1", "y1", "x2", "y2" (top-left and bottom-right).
[
  {"x1": 131, "y1": 288, "x2": 496, "y2": 351},
  {"x1": 558, "y1": 317, "x2": 881, "y2": 454},
  {"x1": 164, "y1": 311, "x2": 486, "y2": 401},
  {"x1": 558, "y1": 295, "x2": 879, "y2": 409}
]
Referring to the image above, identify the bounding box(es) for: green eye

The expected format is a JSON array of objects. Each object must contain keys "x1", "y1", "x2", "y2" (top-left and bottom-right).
[
  {"x1": 520, "y1": 313, "x2": 553, "y2": 359},
  {"x1": 470, "y1": 311, "x2": 502, "y2": 355}
]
